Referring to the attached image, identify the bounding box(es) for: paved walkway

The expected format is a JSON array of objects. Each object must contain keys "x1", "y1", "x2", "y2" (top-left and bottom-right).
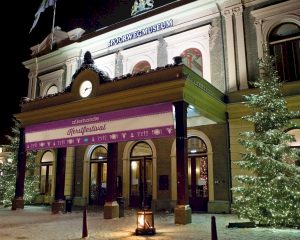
[{"x1": 0, "y1": 206, "x2": 299, "y2": 240}]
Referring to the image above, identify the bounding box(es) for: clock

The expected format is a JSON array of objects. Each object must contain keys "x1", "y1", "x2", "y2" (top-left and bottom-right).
[{"x1": 79, "y1": 80, "x2": 93, "y2": 98}]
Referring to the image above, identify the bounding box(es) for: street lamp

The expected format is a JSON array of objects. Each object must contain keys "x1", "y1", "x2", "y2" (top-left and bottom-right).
[
  {"x1": 136, "y1": 209, "x2": 155, "y2": 235},
  {"x1": 135, "y1": 159, "x2": 156, "y2": 235}
]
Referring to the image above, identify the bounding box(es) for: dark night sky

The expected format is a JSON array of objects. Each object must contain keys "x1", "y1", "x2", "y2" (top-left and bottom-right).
[{"x1": 0, "y1": 0, "x2": 175, "y2": 143}]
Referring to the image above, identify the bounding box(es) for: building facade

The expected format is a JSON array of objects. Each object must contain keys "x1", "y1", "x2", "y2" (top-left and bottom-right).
[{"x1": 13, "y1": 0, "x2": 299, "y2": 224}]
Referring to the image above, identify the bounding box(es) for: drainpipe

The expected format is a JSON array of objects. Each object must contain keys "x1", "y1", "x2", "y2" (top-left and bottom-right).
[{"x1": 225, "y1": 112, "x2": 232, "y2": 212}]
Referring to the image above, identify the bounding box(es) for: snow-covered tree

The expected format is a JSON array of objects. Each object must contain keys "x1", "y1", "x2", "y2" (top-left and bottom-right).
[
  {"x1": 0, "y1": 119, "x2": 39, "y2": 207},
  {"x1": 232, "y1": 47, "x2": 300, "y2": 228}
]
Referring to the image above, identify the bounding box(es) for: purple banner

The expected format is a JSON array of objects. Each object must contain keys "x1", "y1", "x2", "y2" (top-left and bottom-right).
[{"x1": 25, "y1": 102, "x2": 175, "y2": 150}]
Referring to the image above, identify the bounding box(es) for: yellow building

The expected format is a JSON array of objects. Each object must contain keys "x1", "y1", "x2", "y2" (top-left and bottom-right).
[{"x1": 13, "y1": 0, "x2": 300, "y2": 224}]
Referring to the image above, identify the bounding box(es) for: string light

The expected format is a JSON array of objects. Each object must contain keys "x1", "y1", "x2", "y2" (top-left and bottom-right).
[{"x1": 232, "y1": 46, "x2": 300, "y2": 229}]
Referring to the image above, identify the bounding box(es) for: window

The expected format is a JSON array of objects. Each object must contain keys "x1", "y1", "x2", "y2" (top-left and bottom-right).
[
  {"x1": 132, "y1": 61, "x2": 151, "y2": 75},
  {"x1": 181, "y1": 48, "x2": 203, "y2": 77},
  {"x1": 286, "y1": 129, "x2": 300, "y2": 166},
  {"x1": 40, "y1": 151, "x2": 54, "y2": 195},
  {"x1": 46, "y1": 85, "x2": 58, "y2": 95},
  {"x1": 269, "y1": 23, "x2": 300, "y2": 82}
]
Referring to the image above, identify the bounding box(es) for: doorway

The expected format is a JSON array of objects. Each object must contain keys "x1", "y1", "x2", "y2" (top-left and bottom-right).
[
  {"x1": 89, "y1": 146, "x2": 107, "y2": 206},
  {"x1": 129, "y1": 142, "x2": 153, "y2": 208},
  {"x1": 188, "y1": 137, "x2": 208, "y2": 212}
]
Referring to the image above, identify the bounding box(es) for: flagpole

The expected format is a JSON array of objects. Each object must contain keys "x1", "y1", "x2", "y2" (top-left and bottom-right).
[{"x1": 50, "y1": 0, "x2": 57, "y2": 50}]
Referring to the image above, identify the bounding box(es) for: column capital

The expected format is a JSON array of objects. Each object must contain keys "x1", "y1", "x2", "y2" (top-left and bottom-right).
[
  {"x1": 28, "y1": 71, "x2": 36, "y2": 79},
  {"x1": 254, "y1": 19, "x2": 263, "y2": 26},
  {"x1": 222, "y1": 9, "x2": 233, "y2": 19},
  {"x1": 233, "y1": 5, "x2": 243, "y2": 16}
]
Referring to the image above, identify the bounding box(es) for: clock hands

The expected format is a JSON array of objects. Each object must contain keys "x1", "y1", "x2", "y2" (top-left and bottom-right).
[
  {"x1": 79, "y1": 80, "x2": 92, "y2": 97},
  {"x1": 84, "y1": 87, "x2": 92, "y2": 92}
]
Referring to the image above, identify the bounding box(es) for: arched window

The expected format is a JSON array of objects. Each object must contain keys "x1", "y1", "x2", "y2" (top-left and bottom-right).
[
  {"x1": 181, "y1": 48, "x2": 203, "y2": 77},
  {"x1": 46, "y1": 85, "x2": 58, "y2": 95},
  {"x1": 130, "y1": 141, "x2": 153, "y2": 208},
  {"x1": 187, "y1": 136, "x2": 208, "y2": 212},
  {"x1": 132, "y1": 61, "x2": 151, "y2": 75},
  {"x1": 89, "y1": 146, "x2": 107, "y2": 205},
  {"x1": 269, "y1": 23, "x2": 300, "y2": 82},
  {"x1": 40, "y1": 151, "x2": 54, "y2": 195}
]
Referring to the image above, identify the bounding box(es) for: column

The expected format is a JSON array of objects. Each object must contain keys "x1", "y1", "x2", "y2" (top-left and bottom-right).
[
  {"x1": 27, "y1": 70, "x2": 38, "y2": 99},
  {"x1": 254, "y1": 19, "x2": 264, "y2": 59},
  {"x1": 174, "y1": 101, "x2": 191, "y2": 224},
  {"x1": 27, "y1": 71, "x2": 34, "y2": 99},
  {"x1": 115, "y1": 51, "x2": 123, "y2": 77},
  {"x1": 223, "y1": 8, "x2": 237, "y2": 92},
  {"x1": 65, "y1": 57, "x2": 78, "y2": 87},
  {"x1": 52, "y1": 148, "x2": 66, "y2": 214},
  {"x1": 104, "y1": 142, "x2": 119, "y2": 219},
  {"x1": 233, "y1": 5, "x2": 248, "y2": 90},
  {"x1": 157, "y1": 38, "x2": 168, "y2": 67},
  {"x1": 11, "y1": 128, "x2": 26, "y2": 210}
]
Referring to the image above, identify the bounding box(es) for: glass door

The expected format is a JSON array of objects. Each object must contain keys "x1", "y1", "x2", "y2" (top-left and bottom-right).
[
  {"x1": 188, "y1": 156, "x2": 208, "y2": 212},
  {"x1": 130, "y1": 157, "x2": 152, "y2": 208},
  {"x1": 188, "y1": 136, "x2": 209, "y2": 212},
  {"x1": 89, "y1": 146, "x2": 107, "y2": 206},
  {"x1": 89, "y1": 162, "x2": 107, "y2": 205},
  {"x1": 129, "y1": 142, "x2": 153, "y2": 208}
]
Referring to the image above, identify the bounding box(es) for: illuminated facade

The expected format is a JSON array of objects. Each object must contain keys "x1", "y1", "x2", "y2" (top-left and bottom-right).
[{"x1": 14, "y1": 0, "x2": 299, "y2": 224}]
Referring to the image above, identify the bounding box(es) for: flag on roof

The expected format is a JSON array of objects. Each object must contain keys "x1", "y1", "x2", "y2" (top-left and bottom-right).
[{"x1": 29, "y1": 0, "x2": 57, "y2": 33}]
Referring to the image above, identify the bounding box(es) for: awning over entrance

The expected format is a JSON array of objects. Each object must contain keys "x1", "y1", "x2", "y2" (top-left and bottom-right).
[
  {"x1": 16, "y1": 64, "x2": 227, "y2": 151},
  {"x1": 25, "y1": 102, "x2": 174, "y2": 150}
]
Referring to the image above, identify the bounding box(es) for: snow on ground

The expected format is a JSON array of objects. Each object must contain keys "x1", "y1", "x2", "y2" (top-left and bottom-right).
[{"x1": 0, "y1": 206, "x2": 299, "y2": 240}]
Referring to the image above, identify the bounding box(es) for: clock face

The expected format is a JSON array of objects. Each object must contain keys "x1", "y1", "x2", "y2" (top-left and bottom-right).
[{"x1": 79, "y1": 80, "x2": 93, "y2": 98}]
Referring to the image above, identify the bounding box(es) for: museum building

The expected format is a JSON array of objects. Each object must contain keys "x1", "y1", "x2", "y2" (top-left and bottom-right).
[{"x1": 12, "y1": 0, "x2": 300, "y2": 224}]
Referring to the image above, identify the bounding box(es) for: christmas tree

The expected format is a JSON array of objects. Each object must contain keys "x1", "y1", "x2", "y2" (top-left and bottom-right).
[
  {"x1": 0, "y1": 119, "x2": 39, "y2": 207},
  {"x1": 232, "y1": 47, "x2": 300, "y2": 228}
]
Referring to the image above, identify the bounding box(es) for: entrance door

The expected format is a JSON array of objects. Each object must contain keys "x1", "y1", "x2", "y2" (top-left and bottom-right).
[
  {"x1": 89, "y1": 162, "x2": 107, "y2": 205},
  {"x1": 40, "y1": 151, "x2": 54, "y2": 201},
  {"x1": 89, "y1": 146, "x2": 107, "y2": 206},
  {"x1": 130, "y1": 157, "x2": 152, "y2": 208},
  {"x1": 188, "y1": 136, "x2": 209, "y2": 212},
  {"x1": 188, "y1": 156, "x2": 208, "y2": 211}
]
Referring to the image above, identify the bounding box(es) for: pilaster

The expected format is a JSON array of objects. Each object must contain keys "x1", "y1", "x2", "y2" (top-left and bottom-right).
[
  {"x1": 222, "y1": 8, "x2": 237, "y2": 92},
  {"x1": 52, "y1": 148, "x2": 66, "y2": 214},
  {"x1": 65, "y1": 58, "x2": 78, "y2": 87},
  {"x1": 233, "y1": 5, "x2": 248, "y2": 90}
]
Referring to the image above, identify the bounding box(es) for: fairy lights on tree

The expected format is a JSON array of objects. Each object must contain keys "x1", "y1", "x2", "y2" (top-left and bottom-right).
[
  {"x1": 232, "y1": 46, "x2": 300, "y2": 228},
  {"x1": 0, "y1": 119, "x2": 39, "y2": 207}
]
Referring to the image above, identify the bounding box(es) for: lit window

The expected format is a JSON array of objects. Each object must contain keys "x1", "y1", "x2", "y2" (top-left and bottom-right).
[
  {"x1": 181, "y1": 48, "x2": 203, "y2": 77},
  {"x1": 40, "y1": 151, "x2": 54, "y2": 195},
  {"x1": 286, "y1": 129, "x2": 300, "y2": 166}
]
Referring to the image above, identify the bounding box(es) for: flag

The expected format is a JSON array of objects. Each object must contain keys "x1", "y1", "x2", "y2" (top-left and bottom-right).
[{"x1": 29, "y1": 0, "x2": 56, "y2": 33}]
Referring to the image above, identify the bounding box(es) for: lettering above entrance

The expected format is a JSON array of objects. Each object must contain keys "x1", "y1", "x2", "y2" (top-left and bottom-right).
[{"x1": 25, "y1": 103, "x2": 175, "y2": 150}]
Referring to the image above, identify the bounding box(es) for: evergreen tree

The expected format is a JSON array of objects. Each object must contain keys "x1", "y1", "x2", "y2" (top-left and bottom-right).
[
  {"x1": 0, "y1": 119, "x2": 39, "y2": 207},
  {"x1": 232, "y1": 47, "x2": 300, "y2": 228}
]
